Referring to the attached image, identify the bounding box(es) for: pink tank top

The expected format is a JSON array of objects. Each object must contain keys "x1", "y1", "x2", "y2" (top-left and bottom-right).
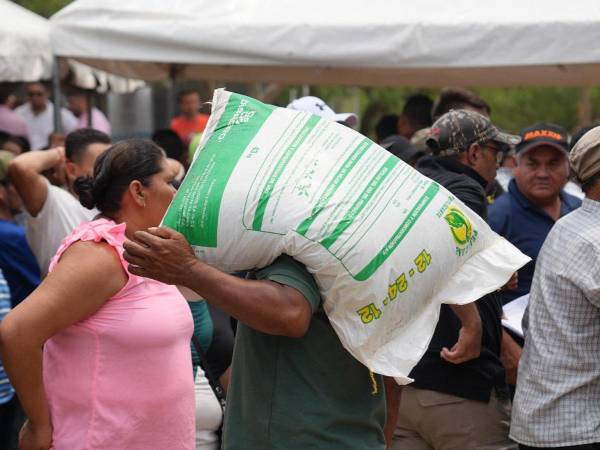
[{"x1": 44, "y1": 219, "x2": 195, "y2": 450}]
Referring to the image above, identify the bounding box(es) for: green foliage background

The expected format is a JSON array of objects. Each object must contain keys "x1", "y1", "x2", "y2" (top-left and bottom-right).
[
  {"x1": 13, "y1": 0, "x2": 71, "y2": 18},
  {"x1": 277, "y1": 86, "x2": 598, "y2": 137}
]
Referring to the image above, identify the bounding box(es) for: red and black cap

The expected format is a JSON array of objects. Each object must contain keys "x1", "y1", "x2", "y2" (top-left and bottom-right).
[{"x1": 516, "y1": 123, "x2": 570, "y2": 156}]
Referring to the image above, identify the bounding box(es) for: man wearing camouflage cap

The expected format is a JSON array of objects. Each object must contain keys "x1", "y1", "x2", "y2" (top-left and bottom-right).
[
  {"x1": 421, "y1": 109, "x2": 520, "y2": 218},
  {"x1": 510, "y1": 127, "x2": 600, "y2": 449},
  {"x1": 391, "y1": 109, "x2": 521, "y2": 450}
]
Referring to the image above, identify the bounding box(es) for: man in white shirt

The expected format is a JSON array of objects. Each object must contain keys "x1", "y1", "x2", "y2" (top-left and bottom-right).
[
  {"x1": 8, "y1": 129, "x2": 111, "y2": 275},
  {"x1": 16, "y1": 83, "x2": 78, "y2": 150},
  {"x1": 0, "y1": 89, "x2": 29, "y2": 142}
]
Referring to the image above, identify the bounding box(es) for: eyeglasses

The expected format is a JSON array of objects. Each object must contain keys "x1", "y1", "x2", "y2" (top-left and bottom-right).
[
  {"x1": 27, "y1": 91, "x2": 45, "y2": 97},
  {"x1": 483, "y1": 142, "x2": 505, "y2": 167}
]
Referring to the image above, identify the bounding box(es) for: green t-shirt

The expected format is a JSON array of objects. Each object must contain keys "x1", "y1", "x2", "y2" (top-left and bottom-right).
[
  {"x1": 222, "y1": 255, "x2": 386, "y2": 450},
  {"x1": 187, "y1": 300, "x2": 212, "y2": 377}
]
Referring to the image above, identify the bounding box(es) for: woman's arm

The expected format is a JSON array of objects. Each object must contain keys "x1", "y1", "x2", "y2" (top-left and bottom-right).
[{"x1": 0, "y1": 241, "x2": 127, "y2": 448}]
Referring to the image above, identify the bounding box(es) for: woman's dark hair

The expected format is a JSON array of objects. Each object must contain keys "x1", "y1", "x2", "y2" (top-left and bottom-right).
[{"x1": 74, "y1": 139, "x2": 165, "y2": 214}]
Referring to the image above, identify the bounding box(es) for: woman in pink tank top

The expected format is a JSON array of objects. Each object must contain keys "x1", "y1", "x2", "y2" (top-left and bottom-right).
[{"x1": 0, "y1": 140, "x2": 195, "y2": 450}]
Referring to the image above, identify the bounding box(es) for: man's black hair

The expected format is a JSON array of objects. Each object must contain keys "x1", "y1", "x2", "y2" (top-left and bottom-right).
[
  {"x1": 11, "y1": 135, "x2": 30, "y2": 152},
  {"x1": 74, "y1": 139, "x2": 164, "y2": 214},
  {"x1": 581, "y1": 172, "x2": 600, "y2": 194},
  {"x1": 402, "y1": 94, "x2": 433, "y2": 130},
  {"x1": 152, "y1": 128, "x2": 184, "y2": 160},
  {"x1": 0, "y1": 131, "x2": 9, "y2": 147},
  {"x1": 375, "y1": 114, "x2": 399, "y2": 142},
  {"x1": 66, "y1": 87, "x2": 89, "y2": 98},
  {"x1": 0, "y1": 91, "x2": 9, "y2": 105},
  {"x1": 65, "y1": 128, "x2": 111, "y2": 163},
  {"x1": 570, "y1": 124, "x2": 600, "y2": 150},
  {"x1": 432, "y1": 88, "x2": 491, "y2": 120},
  {"x1": 0, "y1": 134, "x2": 30, "y2": 153},
  {"x1": 177, "y1": 89, "x2": 199, "y2": 103}
]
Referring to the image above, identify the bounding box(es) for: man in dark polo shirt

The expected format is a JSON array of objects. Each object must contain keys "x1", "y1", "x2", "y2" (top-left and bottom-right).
[
  {"x1": 222, "y1": 255, "x2": 385, "y2": 449},
  {"x1": 391, "y1": 110, "x2": 522, "y2": 450},
  {"x1": 489, "y1": 123, "x2": 581, "y2": 305},
  {"x1": 123, "y1": 242, "x2": 386, "y2": 449}
]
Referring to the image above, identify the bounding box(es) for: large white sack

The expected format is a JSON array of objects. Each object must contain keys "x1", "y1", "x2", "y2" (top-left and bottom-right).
[{"x1": 164, "y1": 89, "x2": 529, "y2": 383}]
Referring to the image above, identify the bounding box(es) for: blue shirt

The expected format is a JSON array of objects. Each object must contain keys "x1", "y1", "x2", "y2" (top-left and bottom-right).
[
  {"x1": 488, "y1": 179, "x2": 581, "y2": 304},
  {"x1": 0, "y1": 270, "x2": 14, "y2": 405},
  {"x1": 0, "y1": 219, "x2": 41, "y2": 307}
]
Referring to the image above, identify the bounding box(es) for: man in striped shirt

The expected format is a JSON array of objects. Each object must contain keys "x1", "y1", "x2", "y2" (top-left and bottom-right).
[{"x1": 0, "y1": 269, "x2": 16, "y2": 448}]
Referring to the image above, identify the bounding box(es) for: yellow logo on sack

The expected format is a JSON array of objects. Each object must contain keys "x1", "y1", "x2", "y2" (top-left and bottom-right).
[{"x1": 444, "y1": 206, "x2": 473, "y2": 247}]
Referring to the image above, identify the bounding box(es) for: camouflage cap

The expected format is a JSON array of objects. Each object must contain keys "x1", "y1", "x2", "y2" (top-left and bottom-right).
[
  {"x1": 426, "y1": 109, "x2": 520, "y2": 156},
  {"x1": 410, "y1": 127, "x2": 432, "y2": 155},
  {"x1": 0, "y1": 150, "x2": 15, "y2": 180}
]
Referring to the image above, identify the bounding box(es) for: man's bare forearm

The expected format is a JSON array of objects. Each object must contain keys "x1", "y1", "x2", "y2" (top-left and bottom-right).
[
  {"x1": 10, "y1": 148, "x2": 62, "y2": 175},
  {"x1": 183, "y1": 260, "x2": 311, "y2": 337},
  {"x1": 8, "y1": 149, "x2": 62, "y2": 216},
  {"x1": 441, "y1": 302, "x2": 483, "y2": 364},
  {"x1": 123, "y1": 228, "x2": 313, "y2": 337},
  {"x1": 383, "y1": 377, "x2": 402, "y2": 447},
  {"x1": 449, "y1": 303, "x2": 481, "y2": 329}
]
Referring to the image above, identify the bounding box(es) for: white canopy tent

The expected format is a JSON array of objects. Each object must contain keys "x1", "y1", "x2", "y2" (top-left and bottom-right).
[
  {"x1": 51, "y1": 0, "x2": 600, "y2": 87},
  {"x1": 0, "y1": 0, "x2": 143, "y2": 92},
  {"x1": 1, "y1": 0, "x2": 52, "y2": 82}
]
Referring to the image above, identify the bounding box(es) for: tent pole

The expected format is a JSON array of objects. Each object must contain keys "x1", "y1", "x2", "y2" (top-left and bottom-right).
[
  {"x1": 166, "y1": 65, "x2": 176, "y2": 123},
  {"x1": 289, "y1": 87, "x2": 298, "y2": 104},
  {"x1": 52, "y1": 56, "x2": 63, "y2": 133},
  {"x1": 578, "y1": 87, "x2": 591, "y2": 128},
  {"x1": 87, "y1": 91, "x2": 93, "y2": 127}
]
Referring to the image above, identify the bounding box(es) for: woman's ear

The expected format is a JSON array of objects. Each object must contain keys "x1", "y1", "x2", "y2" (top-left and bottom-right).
[{"x1": 128, "y1": 180, "x2": 146, "y2": 208}]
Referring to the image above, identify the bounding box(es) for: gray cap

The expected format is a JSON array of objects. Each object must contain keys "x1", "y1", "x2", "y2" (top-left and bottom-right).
[
  {"x1": 0, "y1": 150, "x2": 14, "y2": 180},
  {"x1": 410, "y1": 127, "x2": 432, "y2": 155},
  {"x1": 427, "y1": 109, "x2": 521, "y2": 156},
  {"x1": 569, "y1": 126, "x2": 600, "y2": 184}
]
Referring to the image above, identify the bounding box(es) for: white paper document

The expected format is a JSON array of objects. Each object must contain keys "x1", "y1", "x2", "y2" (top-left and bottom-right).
[{"x1": 502, "y1": 294, "x2": 529, "y2": 338}]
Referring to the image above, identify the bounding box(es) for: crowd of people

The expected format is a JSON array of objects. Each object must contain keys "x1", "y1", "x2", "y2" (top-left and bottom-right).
[{"x1": 0, "y1": 83, "x2": 597, "y2": 450}]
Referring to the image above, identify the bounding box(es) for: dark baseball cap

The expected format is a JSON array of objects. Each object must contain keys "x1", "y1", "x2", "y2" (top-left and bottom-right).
[
  {"x1": 427, "y1": 109, "x2": 520, "y2": 156},
  {"x1": 380, "y1": 134, "x2": 424, "y2": 163},
  {"x1": 516, "y1": 123, "x2": 569, "y2": 156}
]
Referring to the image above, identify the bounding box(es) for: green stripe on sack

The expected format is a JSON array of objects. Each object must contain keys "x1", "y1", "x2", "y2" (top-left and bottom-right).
[
  {"x1": 296, "y1": 138, "x2": 372, "y2": 236},
  {"x1": 353, "y1": 182, "x2": 439, "y2": 281},
  {"x1": 320, "y1": 155, "x2": 399, "y2": 249},
  {"x1": 163, "y1": 93, "x2": 274, "y2": 247},
  {"x1": 252, "y1": 115, "x2": 321, "y2": 231}
]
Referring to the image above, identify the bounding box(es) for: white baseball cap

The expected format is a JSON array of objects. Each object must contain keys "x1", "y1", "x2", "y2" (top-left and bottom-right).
[{"x1": 287, "y1": 96, "x2": 358, "y2": 127}]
